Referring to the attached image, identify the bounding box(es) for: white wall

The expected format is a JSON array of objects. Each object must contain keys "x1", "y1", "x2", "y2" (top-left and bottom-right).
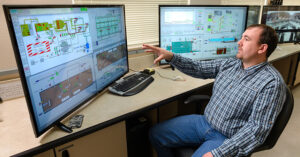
[
  {"x1": 189, "y1": 0, "x2": 221, "y2": 5},
  {"x1": 283, "y1": 0, "x2": 300, "y2": 5},
  {"x1": 220, "y1": 0, "x2": 265, "y2": 5},
  {"x1": 0, "y1": 0, "x2": 72, "y2": 72}
]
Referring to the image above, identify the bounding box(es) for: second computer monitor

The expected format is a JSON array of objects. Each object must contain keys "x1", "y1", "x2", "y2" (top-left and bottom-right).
[
  {"x1": 159, "y1": 5, "x2": 248, "y2": 64},
  {"x1": 261, "y1": 6, "x2": 300, "y2": 43}
]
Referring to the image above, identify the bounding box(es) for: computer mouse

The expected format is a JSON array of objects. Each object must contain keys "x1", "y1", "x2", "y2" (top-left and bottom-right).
[{"x1": 173, "y1": 75, "x2": 185, "y2": 81}]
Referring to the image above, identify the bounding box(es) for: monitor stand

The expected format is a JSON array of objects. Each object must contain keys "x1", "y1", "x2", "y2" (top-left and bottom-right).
[{"x1": 56, "y1": 122, "x2": 73, "y2": 133}]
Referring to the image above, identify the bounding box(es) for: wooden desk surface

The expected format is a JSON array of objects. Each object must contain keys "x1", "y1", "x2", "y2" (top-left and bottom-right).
[
  {"x1": 1, "y1": 43, "x2": 300, "y2": 157},
  {"x1": 269, "y1": 43, "x2": 300, "y2": 62},
  {"x1": 0, "y1": 97, "x2": 42, "y2": 157}
]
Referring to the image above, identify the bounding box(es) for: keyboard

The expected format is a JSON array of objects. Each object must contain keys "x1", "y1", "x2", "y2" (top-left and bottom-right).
[{"x1": 108, "y1": 72, "x2": 154, "y2": 96}]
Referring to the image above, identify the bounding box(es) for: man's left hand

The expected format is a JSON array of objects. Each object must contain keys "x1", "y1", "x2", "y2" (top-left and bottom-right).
[{"x1": 203, "y1": 152, "x2": 213, "y2": 157}]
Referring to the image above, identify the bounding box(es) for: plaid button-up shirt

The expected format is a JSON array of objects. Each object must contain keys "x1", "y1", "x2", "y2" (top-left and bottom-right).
[{"x1": 170, "y1": 55, "x2": 286, "y2": 157}]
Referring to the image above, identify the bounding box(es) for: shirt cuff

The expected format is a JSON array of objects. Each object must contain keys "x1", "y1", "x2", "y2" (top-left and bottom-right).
[
  {"x1": 211, "y1": 143, "x2": 238, "y2": 157},
  {"x1": 169, "y1": 54, "x2": 179, "y2": 64},
  {"x1": 211, "y1": 148, "x2": 223, "y2": 157}
]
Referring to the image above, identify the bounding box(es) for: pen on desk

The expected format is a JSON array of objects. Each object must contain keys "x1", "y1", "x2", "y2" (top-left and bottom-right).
[{"x1": 150, "y1": 63, "x2": 156, "y2": 68}]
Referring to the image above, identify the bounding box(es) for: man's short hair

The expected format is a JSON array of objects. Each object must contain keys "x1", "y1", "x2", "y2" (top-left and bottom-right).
[{"x1": 246, "y1": 24, "x2": 278, "y2": 58}]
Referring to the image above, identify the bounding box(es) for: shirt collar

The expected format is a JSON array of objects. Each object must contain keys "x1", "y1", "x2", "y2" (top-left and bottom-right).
[{"x1": 238, "y1": 60, "x2": 268, "y2": 75}]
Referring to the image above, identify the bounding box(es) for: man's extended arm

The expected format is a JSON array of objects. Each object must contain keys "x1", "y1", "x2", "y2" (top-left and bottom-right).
[
  {"x1": 142, "y1": 44, "x2": 227, "y2": 79},
  {"x1": 169, "y1": 54, "x2": 227, "y2": 79}
]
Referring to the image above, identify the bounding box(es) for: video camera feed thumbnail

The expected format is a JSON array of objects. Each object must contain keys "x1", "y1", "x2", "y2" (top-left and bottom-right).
[
  {"x1": 266, "y1": 10, "x2": 300, "y2": 43},
  {"x1": 266, "y1": 11, "x2": 300, "y2": 30}
]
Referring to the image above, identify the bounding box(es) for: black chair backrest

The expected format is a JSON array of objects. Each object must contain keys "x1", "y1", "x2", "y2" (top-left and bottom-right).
[{"x1": 254, "y1": 86, "x2": 294, "y2": 152}]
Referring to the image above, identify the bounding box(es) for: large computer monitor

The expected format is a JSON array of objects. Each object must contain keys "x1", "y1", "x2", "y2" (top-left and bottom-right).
[
  {"x1": 159, "y1": 5, "x2": 248, "y2": 64},
  {"x1": 3, "y1": 5, "x2": 128, "y2": 137},
  {"x1": 261, "y1": 6, "x2": 300, "y2": 43}
]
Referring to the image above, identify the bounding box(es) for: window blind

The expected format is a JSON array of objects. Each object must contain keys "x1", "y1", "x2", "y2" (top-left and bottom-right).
[{"x1": 74, "y1": 0, "x2": 188, "y2": 50}]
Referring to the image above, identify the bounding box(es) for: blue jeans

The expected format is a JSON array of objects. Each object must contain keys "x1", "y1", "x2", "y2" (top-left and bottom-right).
[{"x1": 149, "y1": 115, "x2": 227, "y2": 157}]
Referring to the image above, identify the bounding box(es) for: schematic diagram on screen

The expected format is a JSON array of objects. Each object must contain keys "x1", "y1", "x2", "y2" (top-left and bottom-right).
[
  {"x1": 18, "y1": 13, "x2": 92, "y2": 75},
  {"x1": 95, "y1": 13, "x2": 122, "y2": 40},
  {"x1": 39, "y1": 68, "x2": 93, "y2": 113},
  {"x1": 96, "y1": 44, "x2": 126, "y2": 70},
  {"x1": 28, "y1": 56, "x2": 95, "y2": 114}
]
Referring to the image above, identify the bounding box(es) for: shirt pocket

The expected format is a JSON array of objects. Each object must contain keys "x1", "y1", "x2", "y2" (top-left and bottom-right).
[
  {"x1": 213, "y1": 71, "x2": 234, "y2": 94},
  {"x1": 229, "y1": 84, "x2": 258, "y2": 118}
]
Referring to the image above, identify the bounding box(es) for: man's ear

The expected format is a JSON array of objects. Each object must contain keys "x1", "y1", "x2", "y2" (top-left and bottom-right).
[{"x1": 258, "y1": 44, "x2": 268, "y2": 55}]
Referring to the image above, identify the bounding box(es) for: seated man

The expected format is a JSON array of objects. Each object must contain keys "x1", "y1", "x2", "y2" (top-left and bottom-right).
[{"x1": 143, "y1": 24, "x2": 286, "y2": 157}]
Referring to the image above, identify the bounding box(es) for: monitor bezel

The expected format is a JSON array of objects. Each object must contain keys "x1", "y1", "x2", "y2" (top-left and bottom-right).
[
  {"x1": 3, "y1": 4, "x2": 129, "y2": 137},
  {"x1": 261, "y1": 5, "x2": 300, "y2": 43},
  {"x1": 158, "y1": 5, "x2": 249, "y2": 65},
  {"x1": 247, "y1": 5, "x2": 261, "y2": 27}
]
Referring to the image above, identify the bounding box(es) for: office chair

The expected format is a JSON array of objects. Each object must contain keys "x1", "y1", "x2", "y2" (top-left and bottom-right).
[{"x1": 173, "y1": 86, "x2": 294, "y2": 157}]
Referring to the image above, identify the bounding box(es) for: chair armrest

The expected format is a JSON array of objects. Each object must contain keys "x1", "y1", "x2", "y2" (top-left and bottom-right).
[{"x1": 184, "y1": 95, "x2": 210, "y2": 104}]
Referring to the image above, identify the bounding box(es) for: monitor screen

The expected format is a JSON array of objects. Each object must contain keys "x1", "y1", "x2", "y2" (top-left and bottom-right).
[
  {"x1": 261, "y1": 6, "x2": 300, "y2": 43},
  {"x1": 3, "y1": 5, "x2": 128, "y2": 137},
  {"x1": 247, "y1": 5, "x2": 261, "y2": 27},
  {"x1": 159, "y1": 5, "x2": 248, "y2": 64}
]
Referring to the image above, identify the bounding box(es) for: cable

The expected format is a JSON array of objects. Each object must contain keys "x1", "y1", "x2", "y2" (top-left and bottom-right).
[
  {"x1": 130, "y1": 64, "x2": 176, "y2": 81},
  {"x1": 155, "y1": 70, "x2": 176, "y2": 81}
]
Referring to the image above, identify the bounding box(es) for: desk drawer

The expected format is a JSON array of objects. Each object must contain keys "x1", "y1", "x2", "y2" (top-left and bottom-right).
[{"x1": 55, "y1": 121, "x2": 127, "y2": 157}]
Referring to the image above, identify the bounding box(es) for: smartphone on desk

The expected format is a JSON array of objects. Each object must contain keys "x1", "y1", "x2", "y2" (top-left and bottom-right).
[{"x1": 68, "y1": 115, "x2": 84, "y2": 129}]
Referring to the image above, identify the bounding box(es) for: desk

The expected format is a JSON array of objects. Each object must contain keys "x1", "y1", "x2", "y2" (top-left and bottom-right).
[
  {"x1": 1, "y1": 43, "x2": 300, "y2": 157},
  {"x1": 269, "y1": 43, "x2": 300, "y2": 87},
  {"x1": 0, "y1": 68, "x2": 214, "y2": 157},
  {"x1": 268, "y1": 43, "x2": 300, "y2": 62}
]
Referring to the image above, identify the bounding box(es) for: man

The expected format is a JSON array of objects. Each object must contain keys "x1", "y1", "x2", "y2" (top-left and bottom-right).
[{"x1": 143, "y1": 24, "x2": 286, "y2": 157}]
